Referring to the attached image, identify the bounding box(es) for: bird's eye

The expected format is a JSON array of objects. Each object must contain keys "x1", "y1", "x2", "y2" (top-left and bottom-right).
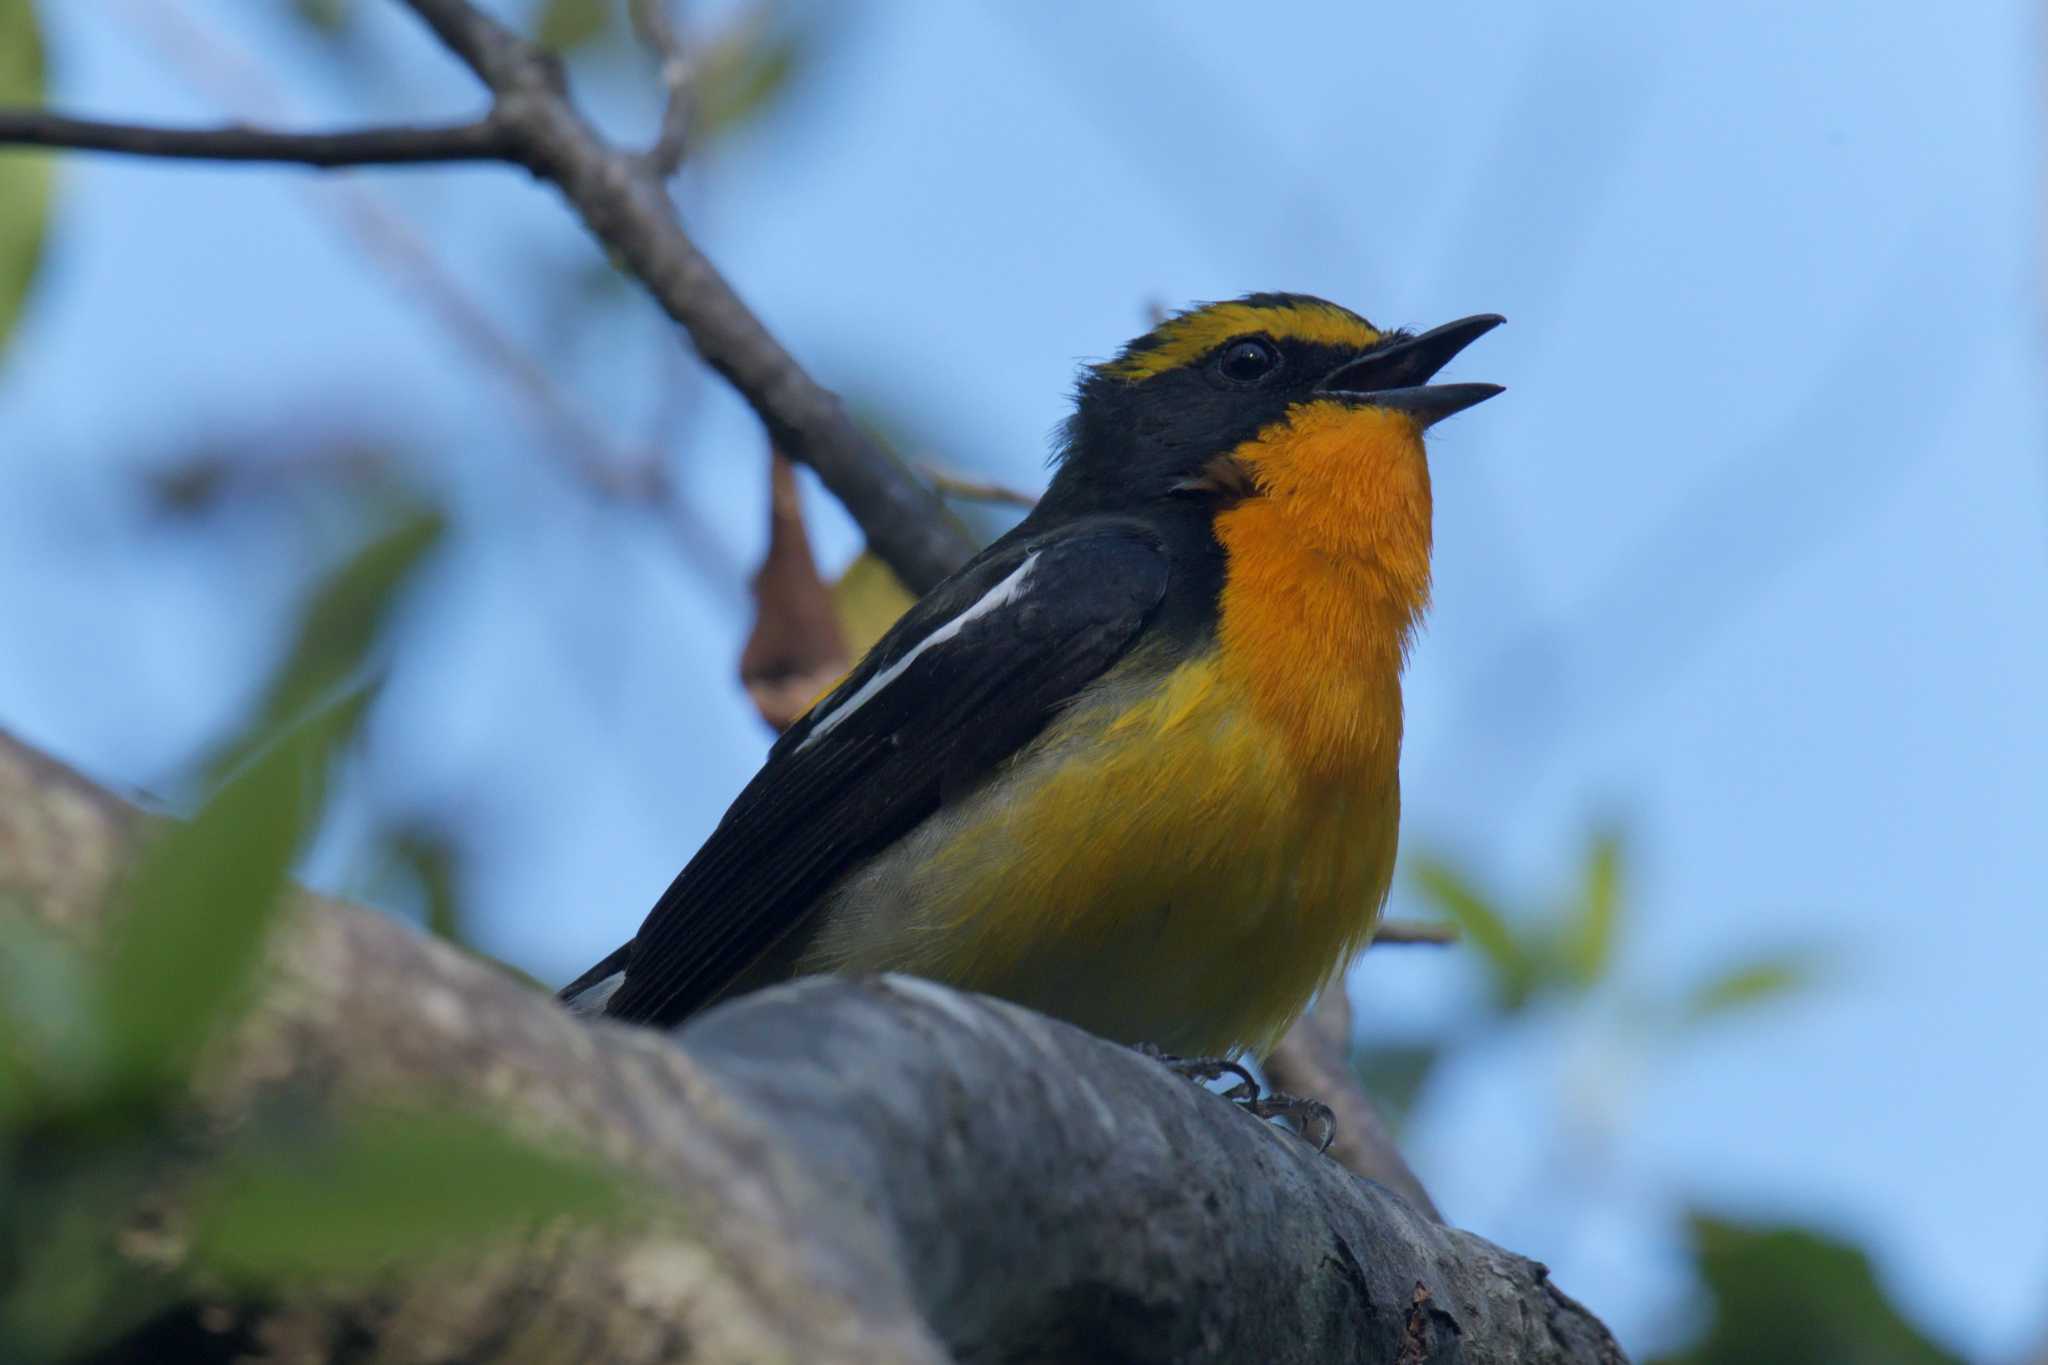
[{"x1": 1218, "y1": 338, "x2": 1280, "y2": 385}]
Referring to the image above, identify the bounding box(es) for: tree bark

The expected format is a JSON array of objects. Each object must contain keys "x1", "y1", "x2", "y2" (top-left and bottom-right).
[{"x1": 0, "y1": 730, "x2": 1626, "y2": 1365}]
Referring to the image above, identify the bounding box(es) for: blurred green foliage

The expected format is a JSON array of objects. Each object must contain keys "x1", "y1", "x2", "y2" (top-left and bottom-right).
[
  {"x1": 100, "y1": 692, "x2": 369, "y2": 1102},
  {"x1": 1406, "y1": 833, "x2": 1814, "y2": 1028},
  {"x1": 384, "y1": 822, "x2": 466, "y2": 945},
  {"x1": 1684, "y1": 953, "x2": 1818, "y2": 1023},
  {"x1": 1407, "y1": 832, "x2": 1638, "y2": 1014},
  {"x1": 236, "y1": 507, "x2": 442, "y2": 758},
  {"x1": 1346, "y1": 1041, "x2": 1439, "y2": 1128},
  {"x1": 1378, "y1": 829, "x2": 1819, "y2": 1134},
  {"x1": 1562, "y1": 831, "x2": 1621, "y2": 989},
  {"x1": 0, "y1": 509, "x2": 629, "y2": 1362},
  {"x1": 1410, "y1": 854, "x2": 1541, "y2": 1012},
  {"x1": 1651, "y1": 1215, "x2": 1966, "y2": 1365},
  {"x1": 535, "y1": 0, "x2": 610, "y2": 53},
  {"x1": 196, "y1": 1107, "x2": 625, "y2": 1286},
  {"x1": 0, "y1": 911, "x2": 101, "y2": 1132},
  {"x1": 0, "y1": 0, "x2": 50, "y2": 366},
  {"x1": 1368, "y1": 835, "x2": 1969, "y2": 1360},
  {"x1": 518, "y1": 0, "x2": 806, "y2": 145},
  {"x1": 693, "y1": 11, "x2": 804, "y2": 143},
  {"x1": 292, "y1": 0, "x2": 354, "y2": 36}
]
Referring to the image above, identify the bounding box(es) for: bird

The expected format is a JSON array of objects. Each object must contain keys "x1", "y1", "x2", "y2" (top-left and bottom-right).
[{"x1": 562, "y1": 293, "x2": 1502, "y2": 1060}]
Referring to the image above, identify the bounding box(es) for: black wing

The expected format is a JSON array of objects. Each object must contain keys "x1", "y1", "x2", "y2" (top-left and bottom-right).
[{"x1": 569, "y1": 519, "x2": 1171, "y2": 1028}]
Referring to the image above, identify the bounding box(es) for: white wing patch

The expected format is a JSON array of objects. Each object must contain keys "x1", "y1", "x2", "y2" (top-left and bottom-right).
[
  {"x1": 797, "y1": 552, "x2": 1040, "y2": 753},
  {"x1": 565, "y1": 969, "x2": 625, "y2": 1016}
]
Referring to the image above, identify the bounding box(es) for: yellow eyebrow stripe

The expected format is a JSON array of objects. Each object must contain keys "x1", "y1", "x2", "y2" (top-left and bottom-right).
[{"x1": 1102, "y1": 301, "x2": 1382, "y2": 380}]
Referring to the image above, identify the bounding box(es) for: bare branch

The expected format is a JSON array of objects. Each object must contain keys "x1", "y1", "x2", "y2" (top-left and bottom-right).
[
  {"x1": 0, "y1": 108, "x2": 509, "y2": 166},
  {"x1": 105, "y1": 0, "x2": 738, "y2": 586},
  {"x1": 389, "y1": 0, "x2": 532, "y2": 80},
  {"x1": 1372, "y1": 918, "x2": 1461, "y2": 945},
  {"x1": 398, "y1": 0, "x2": 978, "y2": 594},
  {"x1": 0, "y1": 0, "x2": 979, "y2": 595},
  {"x1": 629, "y1": 0, "x2": 696, "y2": 175},
  {"x1": 918, "y1": 462, "x2": 1042, "y2": 508}
]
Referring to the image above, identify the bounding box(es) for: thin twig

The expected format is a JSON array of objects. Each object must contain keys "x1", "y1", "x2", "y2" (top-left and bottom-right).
[
  {"x1": 0, "y1": 0, "x2": 976, "y2": 592},
  {"x1": 0, "y1": 108, "x2": 509, "y2": 165},
  {"x1": 1370, "y1": 919, "x2": 1460, "y2": 946},
  {"x1": 392, "y1": 0, "x2": 977, "y2": 594},
  {"x1": 107, "y1": 1, "x2": 634, "y2": 493},
  {"x1": 629, "y1": 0, "x2": 696, "y2": 175},
  {"x1": 121, "y1": 0, "x2": 735, "y2": 583},
  {"x1": 917, "y1": 464, "x2": 1040, "y2": 509},
  {"x1": 390, "y1": 0, "x2": 527, "y2": 76}
]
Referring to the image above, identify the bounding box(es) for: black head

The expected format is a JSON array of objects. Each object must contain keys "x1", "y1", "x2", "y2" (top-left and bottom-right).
[{"x1": 1041, "y1": 293, "x2": 1502, "y2": 515}]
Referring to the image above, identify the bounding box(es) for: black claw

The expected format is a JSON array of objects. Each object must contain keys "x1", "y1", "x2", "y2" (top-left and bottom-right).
[
  {"x1": 1158, "y1": 1053, "x2": 1261, "y2": 1102},
  {"x1": 1138, "y1": 1046, "x2": 1337, "y2": 1151},
  {"x1": 1246, "y1": 1092, "x2": 1336, "y2": 1153}
]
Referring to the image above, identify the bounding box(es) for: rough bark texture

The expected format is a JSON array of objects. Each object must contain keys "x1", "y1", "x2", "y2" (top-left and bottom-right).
[{"x1": 0, "y1": 730, "x2": 1626, "y2": 1365}]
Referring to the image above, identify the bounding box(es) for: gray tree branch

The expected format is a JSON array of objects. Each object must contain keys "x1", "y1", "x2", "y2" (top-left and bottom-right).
[
  {"x1": 0, "y1": 731, "x2": 1624, "y2": 1363},
  {"x1": 0, "y1": 109, "x2": 510, "y2": 164},
  {"x1": 0, "y1": 0, "x2": 977, "y2": 593},
  {"x1": 629, "y1": 0, "x2": 696, "y2": 176}
]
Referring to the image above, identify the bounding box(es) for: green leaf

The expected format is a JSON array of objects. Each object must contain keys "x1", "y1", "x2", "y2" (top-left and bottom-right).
[
  {"x1": 0, "y1": 908, "x2": 106, "y2": 1124},
  {"x1": 1561, "y1": 829, "x2": 1623, "y2": 989},
  {"x1": 1684, "y1": 952, "x2": 1815, "y2": 1022},
  {"x1": 0, "y1": 1161, "x2": 170, "y2": 1361},
  {"x1": 0, "y1": 0, "x2": 53, "y2": 365},
  {"x1": 194, "y1": 1109, "x2": 630, "y2": 1283},
  {"x1": 240, "y1": 507, "x2": 444, "y2": 761},
  {"x1": 1408, "y1": 856, "x2": 1536, "y2": 1011},
  {"x1": 535, "y1": 0, "x2": 611, "y2": 52},
  {"x1": 97, "y1": 511, "x2": 443, "y2": 1096},
  {"x1": 1348, "y1": 1043, "x2": 1440, "y2": 1131},
  {"x1": 1652, "y1": 1214, "x2": 1964, "y2": 1365},
  {"x1": 385, "y1": 825, "x2": 464, "y2": 945},
  {"x1": 98, "y1": 697, "x2": 364, "y2": 1095},
  {"x1": 695, "y1": 19, "x2": 803, "y2": 141},
  {"x1": 293, "y1": 0, "x2": 354, "y2": 33}
]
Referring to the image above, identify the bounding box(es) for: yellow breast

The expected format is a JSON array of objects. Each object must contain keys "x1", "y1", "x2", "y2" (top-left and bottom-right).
[{"x1": 804, "y1": 647, "x2": 1402, "y2": 1058}]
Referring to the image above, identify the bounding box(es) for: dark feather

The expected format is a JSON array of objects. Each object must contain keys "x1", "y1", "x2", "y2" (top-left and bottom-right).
[{"x1": 578, "y1": 519, "x2": 1171, "y2": 1028}]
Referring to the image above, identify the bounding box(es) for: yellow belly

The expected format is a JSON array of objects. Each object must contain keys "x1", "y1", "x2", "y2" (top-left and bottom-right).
[{"x1": 800, "y1": 649, "x2": 1400, "y2": 1058}]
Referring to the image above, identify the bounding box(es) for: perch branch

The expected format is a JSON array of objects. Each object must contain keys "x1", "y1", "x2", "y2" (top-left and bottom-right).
[{"x1": 0, "y1": 730, "x2": 1623, "y2": 1364}]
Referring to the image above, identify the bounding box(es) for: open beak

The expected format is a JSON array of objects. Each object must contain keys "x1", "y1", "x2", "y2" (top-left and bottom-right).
[{"x1": 1316, "y1": 313, "x2": 1505, "y2": 426}]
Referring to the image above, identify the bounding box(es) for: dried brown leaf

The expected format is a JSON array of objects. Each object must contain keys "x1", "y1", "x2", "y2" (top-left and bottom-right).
[{"x1": 740, "y1": 451, "x2": 849, "y2": 732}]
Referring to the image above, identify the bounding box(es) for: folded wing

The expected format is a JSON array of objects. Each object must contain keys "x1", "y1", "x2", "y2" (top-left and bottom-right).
[{"x1": 565, "y1": 519, "x2": 1171, "y2": 1028}]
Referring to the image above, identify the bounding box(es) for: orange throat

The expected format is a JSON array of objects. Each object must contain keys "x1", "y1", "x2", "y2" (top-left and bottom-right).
[{"x1": 1212, "y1": 401, "x2": 1434, "y2": 779}]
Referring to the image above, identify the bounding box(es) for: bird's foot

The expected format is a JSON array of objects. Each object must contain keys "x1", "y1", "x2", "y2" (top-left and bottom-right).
[
  {"x1": 1138, "y1": 1046, "x2": 1335, "y2": 1152},
  {"x1": 1242, "y1": 1091, "x2": 1335, "y2": 1153}
]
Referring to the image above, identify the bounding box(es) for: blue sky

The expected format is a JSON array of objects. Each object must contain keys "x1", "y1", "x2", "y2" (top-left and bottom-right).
[{"x1": 2, "y1": 1, "x2": 2044, "y2": 1356}]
